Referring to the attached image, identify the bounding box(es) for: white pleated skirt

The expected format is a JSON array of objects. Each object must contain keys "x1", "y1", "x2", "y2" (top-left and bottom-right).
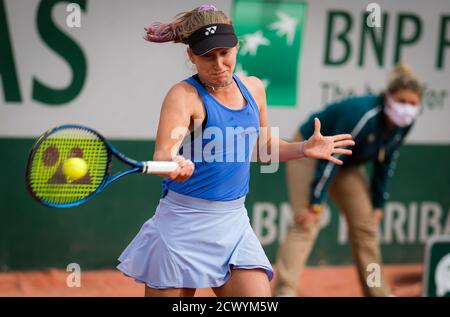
[{"x1": 117, "y1": 190, "x2": 273, "y2": 289}]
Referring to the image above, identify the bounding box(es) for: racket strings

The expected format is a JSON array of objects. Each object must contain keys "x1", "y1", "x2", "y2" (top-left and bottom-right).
[{"x1": 28, "y1": 127, "x2": 109, "y2": 205}]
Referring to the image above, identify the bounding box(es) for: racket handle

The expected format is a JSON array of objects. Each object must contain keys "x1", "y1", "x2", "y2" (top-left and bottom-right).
[{"x1": 142, "y1": 161, "x2": 178, "y2": 174}]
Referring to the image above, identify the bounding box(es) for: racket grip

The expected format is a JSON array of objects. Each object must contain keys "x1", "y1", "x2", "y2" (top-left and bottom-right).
[{"x1": 142, "y1": 161, "x2": 178, "y2": 174}]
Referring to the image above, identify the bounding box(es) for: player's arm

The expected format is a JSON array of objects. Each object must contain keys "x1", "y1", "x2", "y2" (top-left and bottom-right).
[
  {"x1": 251, "y1": 77, "x2": 354, "y2": 164},
  {"x1": 153, "y1": 83, "x2": 195, "y2": 181},
  {"x1": 254, "y1": 79, "x2": 301, "y2": 162}
]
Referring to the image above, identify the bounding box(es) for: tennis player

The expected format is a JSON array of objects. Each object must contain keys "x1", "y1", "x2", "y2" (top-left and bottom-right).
[
  {"x1": 117, "y1": 4, "x2": 354, "y2": 297},
  {"x1": 273, "y1": 64, "x2": 422, "y2": 297}
]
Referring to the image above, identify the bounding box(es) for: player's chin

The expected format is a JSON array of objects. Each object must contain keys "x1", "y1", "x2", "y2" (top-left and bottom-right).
[{"x1": 210, "y1": 71, "x2": 230, "y2": 81}]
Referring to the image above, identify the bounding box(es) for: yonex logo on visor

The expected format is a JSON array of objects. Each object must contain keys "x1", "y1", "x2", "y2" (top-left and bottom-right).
[
  {"x1": 188, "y1": 23, "x2": 238, "y2": 55},
  {"x1": 205, "y1": 26, "x2": 217, "y2": 36}
]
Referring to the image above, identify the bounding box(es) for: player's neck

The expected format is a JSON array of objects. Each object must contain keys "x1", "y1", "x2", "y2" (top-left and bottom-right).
[{"x1": 198, "y1": 75, "x2": 234, "y2": 93}]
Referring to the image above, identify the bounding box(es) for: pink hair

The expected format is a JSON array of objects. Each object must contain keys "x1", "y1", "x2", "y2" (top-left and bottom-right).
[
  {"x1": 143, "y1": 4, "x2": 228, "y2": 44},
  {"x1": 143, "y1": 22, "x2": 181, "y2": 43}
]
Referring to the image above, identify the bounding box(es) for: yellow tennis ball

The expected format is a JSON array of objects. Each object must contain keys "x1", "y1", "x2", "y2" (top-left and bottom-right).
[{"x1": 62, "y1": 157, "x2": 88, "y2": 181}]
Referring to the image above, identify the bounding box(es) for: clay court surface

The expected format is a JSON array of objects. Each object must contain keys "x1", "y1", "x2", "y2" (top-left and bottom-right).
[{"x1": 0, "y1": 264, "x2": 422, "y2": 297}]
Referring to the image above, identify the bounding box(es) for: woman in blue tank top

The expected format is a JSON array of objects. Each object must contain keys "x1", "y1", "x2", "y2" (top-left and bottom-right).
[{"x1": 117, "y1": 4, "x2": 355, "y2": 297}]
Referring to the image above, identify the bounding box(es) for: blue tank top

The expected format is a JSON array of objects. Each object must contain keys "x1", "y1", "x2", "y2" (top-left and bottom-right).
[{"x1": 162, "y1": 73, "x2": 260, "y2": 201}]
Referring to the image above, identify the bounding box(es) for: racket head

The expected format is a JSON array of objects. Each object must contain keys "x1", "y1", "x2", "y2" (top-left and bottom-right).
[{"x1": 25, "y1": 125, "x2": 111, "y2": 208}]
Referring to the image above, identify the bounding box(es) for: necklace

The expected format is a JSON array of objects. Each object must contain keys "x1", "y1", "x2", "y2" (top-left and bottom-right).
[{"x1": 200, "y1": 78, "x2": 234, "y2": 92}]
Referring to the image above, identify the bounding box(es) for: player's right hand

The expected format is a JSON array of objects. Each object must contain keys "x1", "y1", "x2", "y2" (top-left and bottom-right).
[{"x1": 167, "y1": 155, "x2": 195, "y2": 182}]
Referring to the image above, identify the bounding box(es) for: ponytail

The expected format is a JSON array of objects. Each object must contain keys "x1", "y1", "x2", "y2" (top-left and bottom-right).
[{"x1": 143, "y1": 5, "x2": 231, "y2": 44}]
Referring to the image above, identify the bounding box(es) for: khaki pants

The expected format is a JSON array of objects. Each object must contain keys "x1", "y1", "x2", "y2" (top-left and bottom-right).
[{"x1": 273, "y1": 132, "x2": 391, "y2": 297}]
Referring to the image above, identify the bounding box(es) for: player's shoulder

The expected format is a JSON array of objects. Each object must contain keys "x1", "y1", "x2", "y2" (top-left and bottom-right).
[
  {"x1": 166, "y1": 81, "x2": 198, "y2": 98},
  {"x1": 163, "y1": 81, "x2": 201, "y2": 111},
  {"x1": 160, "y1": 81, "x2": 202, "y2": 117},
  {"x1": 238, "y1": 75, "x2": 265, "y2": 93},
  {"x1": 237, "y1": 75, "x2": 266, "y2": 108}
]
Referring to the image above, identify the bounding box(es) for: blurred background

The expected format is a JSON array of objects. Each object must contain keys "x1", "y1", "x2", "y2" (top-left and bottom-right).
[{"x1": 0, "y1": 0, "x2": 449, "y2": 296}]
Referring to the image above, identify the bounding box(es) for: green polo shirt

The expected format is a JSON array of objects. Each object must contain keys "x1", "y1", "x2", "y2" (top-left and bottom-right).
[{"x1": 300, "y1": 94, "x2": 413, "y2": 209}]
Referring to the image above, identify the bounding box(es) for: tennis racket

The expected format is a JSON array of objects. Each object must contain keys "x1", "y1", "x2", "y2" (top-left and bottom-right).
[{"x1": 25, "y1": 124, "x2": 178, "y2": 208}]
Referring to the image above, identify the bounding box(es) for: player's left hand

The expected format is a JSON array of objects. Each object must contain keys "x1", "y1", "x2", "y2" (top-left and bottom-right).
[{"x1": 304, "y1": 118, "x2": 355, "y2": 165}]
